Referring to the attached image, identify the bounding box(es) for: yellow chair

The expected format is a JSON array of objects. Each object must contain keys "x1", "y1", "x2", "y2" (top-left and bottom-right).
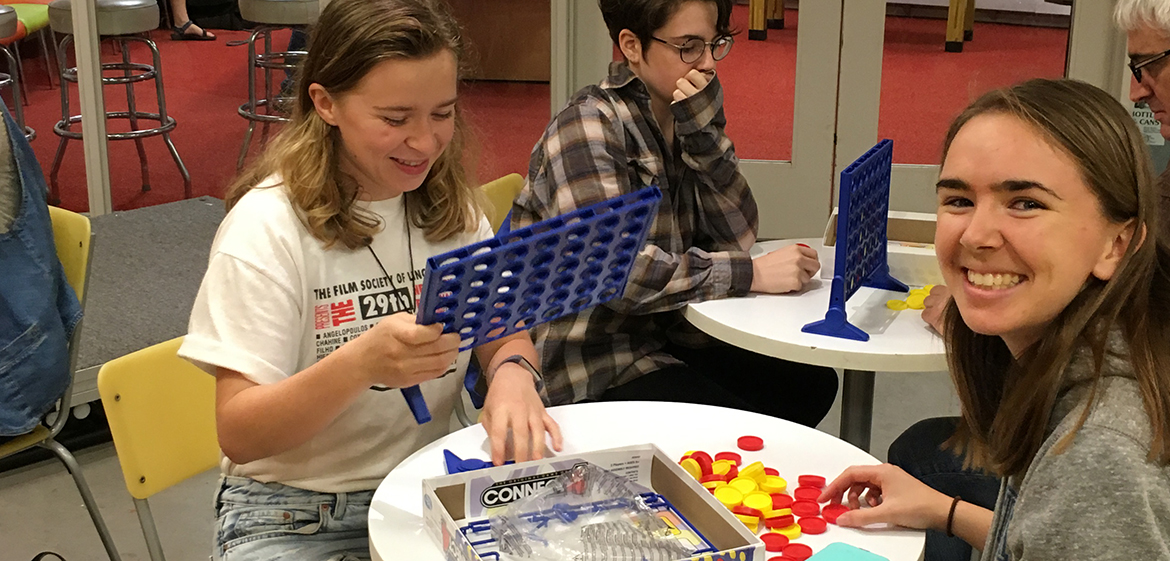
[
  {"x1": 480, "y1": 173, "x2": 525, "y2": 234},
  {"x1": 0, "y1": 206, "x2": 123, "y2": 561},
  {"x1": 98, "y1": 336, "x2": 219, "y2": 561}
]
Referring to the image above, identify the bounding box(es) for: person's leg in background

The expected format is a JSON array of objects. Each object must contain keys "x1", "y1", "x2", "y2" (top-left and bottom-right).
[
  {"x1": 170, "y1": 0, "x2": 217, "y2": 40},
  {"x1": 598, "y1": 363, "x2": 761, "y2": 412},
  {"x1": 598, "y1": 342, "x2": 839, "y2": 428},
  {"x1": 666, "y1": 341, "x2": 839, "y2": 427},
  {"x1": 282, "y1": 28, "x2": 309, "y2": 94},
  {"x1": 888, "y1": 417, "x2": 999, "y2": 561}
]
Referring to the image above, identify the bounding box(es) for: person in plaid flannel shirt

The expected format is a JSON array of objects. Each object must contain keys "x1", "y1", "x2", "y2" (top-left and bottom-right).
[{"x1": 511, "y1": 0, "x2": 839, "y2": 427}]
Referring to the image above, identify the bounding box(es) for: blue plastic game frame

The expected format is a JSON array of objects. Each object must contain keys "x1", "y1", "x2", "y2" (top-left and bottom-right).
[
  {"x1": 398, "y1": 186, "x2": 663, "y2": 423},
  {"x1": 802, "y1": 139, "x2": 907, "y2": 342}
]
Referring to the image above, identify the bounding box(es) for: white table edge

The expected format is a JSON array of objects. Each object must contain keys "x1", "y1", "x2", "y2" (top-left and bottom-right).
[{"x1": 683, "y1": 305, "x2": 950, "y2": 373}]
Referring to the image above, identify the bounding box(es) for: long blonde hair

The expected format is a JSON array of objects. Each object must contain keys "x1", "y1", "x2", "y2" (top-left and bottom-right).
[
  {"x1": 226, "y1": 0, "x2": 481, "y2": 249},
  {"x1": 940, "y1": 79, "x2": 1170, "y2": 476}
]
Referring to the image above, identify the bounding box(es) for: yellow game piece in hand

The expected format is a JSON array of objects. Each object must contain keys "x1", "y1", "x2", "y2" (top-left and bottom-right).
[{"x1": 886, "y1": 299, "x2": 908, "y2": 311}]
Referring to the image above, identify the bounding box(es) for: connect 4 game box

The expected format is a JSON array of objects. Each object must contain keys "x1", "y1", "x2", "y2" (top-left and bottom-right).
[{"x1": 421, "y1": 444, "x2": 765, "y2": 561}]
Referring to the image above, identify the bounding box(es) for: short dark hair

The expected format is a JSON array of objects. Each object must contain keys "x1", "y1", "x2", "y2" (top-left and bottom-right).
[{"x1": 598, "y1": 0, "x2": 734, "y2": 50}]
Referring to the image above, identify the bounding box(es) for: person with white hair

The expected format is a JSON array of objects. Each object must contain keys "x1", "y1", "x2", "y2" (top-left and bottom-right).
[{"x1": 1118, "y1": 0, "x2": 1170, "y2": 235}]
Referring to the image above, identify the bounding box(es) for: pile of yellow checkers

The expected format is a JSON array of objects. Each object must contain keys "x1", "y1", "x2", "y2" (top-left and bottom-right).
[
  {"x1": 677, "y1": 449, "x2": 850, "y2": 559},
  {"x1": 886, "y1": 285, "x2": 937, "y2": 311}
]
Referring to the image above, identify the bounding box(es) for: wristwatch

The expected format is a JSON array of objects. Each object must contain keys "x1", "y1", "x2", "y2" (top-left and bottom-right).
[{"x1": 479, "y1": 356, "x2": 542, "y2": 395}]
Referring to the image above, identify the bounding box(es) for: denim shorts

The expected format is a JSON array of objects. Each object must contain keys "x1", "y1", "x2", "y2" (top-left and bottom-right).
[{"x1": 214, "y1": 475, "x2": 375, "y2": 561}]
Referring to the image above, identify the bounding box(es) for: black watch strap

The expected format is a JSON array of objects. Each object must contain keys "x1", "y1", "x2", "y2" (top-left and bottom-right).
[{"x1": 489, "y1": 354, "x2": 545, "y2": 393}]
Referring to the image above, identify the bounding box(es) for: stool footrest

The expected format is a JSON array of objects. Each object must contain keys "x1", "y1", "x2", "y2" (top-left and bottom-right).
[
  {"x1": 62, "y1": 61, "x2": 156, "y2": 85},
  {"x1": 238, "y1": 100, "x2": 292, "y2": 124},
  {"x1": 54, "y1": 111, "x2": 176, "y2": 140}
]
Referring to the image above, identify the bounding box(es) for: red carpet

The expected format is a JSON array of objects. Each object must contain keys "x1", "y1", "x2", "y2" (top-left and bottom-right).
[{"x1": 12, "y1": 6, "x2": 1067, "y2": 213}]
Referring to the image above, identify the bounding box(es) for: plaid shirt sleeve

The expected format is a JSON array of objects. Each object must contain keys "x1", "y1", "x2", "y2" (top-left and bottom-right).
[
  {"x1": 672, "y1": 75, "x2": 760, "y2": 255},
  {"x1": 515, "y1": 84, "x2": 755, "y2": 318}
]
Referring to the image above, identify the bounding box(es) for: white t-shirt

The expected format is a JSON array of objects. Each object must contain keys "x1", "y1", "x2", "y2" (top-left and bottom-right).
[{"x1": 180, "y1": 179, "x2": 493, "y2": 492}]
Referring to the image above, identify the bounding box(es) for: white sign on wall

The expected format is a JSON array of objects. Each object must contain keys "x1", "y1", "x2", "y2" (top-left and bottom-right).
[{"x1": 1133, "y1": 105, "x2": 1166, "y2": 147}]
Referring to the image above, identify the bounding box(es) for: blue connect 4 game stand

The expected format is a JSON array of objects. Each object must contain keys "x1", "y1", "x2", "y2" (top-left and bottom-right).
[
  {"x1": 398, "y1": 186, "x2": 663, "y2": 423},
  {"x1": 802, "y1": 139, "x2": 907, "y2": 342}
]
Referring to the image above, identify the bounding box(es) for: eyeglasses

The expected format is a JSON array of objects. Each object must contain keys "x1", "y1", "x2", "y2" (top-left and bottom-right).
[
  {"x1": 1129, "y1": 47, "x2": 1170, "y2": 82},
  {"x1": 650, "y1": 35, "x2": 734, "y2": 64}
]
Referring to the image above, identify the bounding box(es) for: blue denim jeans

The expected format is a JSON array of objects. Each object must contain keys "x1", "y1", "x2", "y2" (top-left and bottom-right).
[
  {"x1": 214, "y1": 476, "x2": 375, "y2": 561},
  {"x1": 888, "y1": 417, "x2": 1000, "y2": 561}
]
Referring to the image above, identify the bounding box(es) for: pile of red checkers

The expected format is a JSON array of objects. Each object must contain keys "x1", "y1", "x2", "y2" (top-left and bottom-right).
[{"x1": 675, "y1": 436, "x2": 854, "y2": 561}]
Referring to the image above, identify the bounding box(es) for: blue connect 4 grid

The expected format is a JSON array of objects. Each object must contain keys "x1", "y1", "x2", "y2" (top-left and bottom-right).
[
  {"x1": 802, "y1": 139, "x2": 907, "y2": 342},
  {"x1": 398, "y1": 186, "x2": 663, "y2": 423}
]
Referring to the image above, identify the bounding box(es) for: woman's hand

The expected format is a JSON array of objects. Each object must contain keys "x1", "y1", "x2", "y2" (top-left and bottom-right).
[
  {"x1": 818, "y1": 464, "x2": 953, "y2": 531},
  {"x1": 921, "y1": 284, "x2": 952, "y2": 334},
  {"x1": 480, "y1": 364, "x2": 563, "y2": 465},
  {"x1": 345, "y1": 313, "x2": 460, "y2": 389}
]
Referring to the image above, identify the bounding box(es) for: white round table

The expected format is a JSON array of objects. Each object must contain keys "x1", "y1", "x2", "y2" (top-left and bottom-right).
[
  {"x1": 368, "y1": 401, "x2": 925, "y2": 561},
  {"x1": 685, "y1": 239, "x2": 948, "y2": 451}
]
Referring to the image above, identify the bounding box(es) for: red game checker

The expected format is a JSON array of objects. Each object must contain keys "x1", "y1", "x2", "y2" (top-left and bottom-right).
[
  {"x1": 764, "y1": 467, "x2": 780, "y2": 477},
  {"x1": 822, "y1": 504, "x2": 850, "y2": 524},
  {"x1": 771, "y1": 493, "x2": 794, "y2": 510},
  {"x1": 791, "y1": 499, "x2": 821, "y2": 517},
  {"x1": 733, "y1": 505, "x2": 764, "y2": 518},
  {"x1": 798, "y1": 474, "x2": 826, "y2": 488},
  {"x1": 783, "y1": 543, "x2": 814, "y2": 561},
  {"x1": 767, "y1": 557, "x2": 798, "y2": 561},
  {"x1": 700, "y1": 474, "x2": 725, "y2": 484},
  {"x1": 798, "y1": 516, "x2": 827, "y2": 535},
  {"x1": 715, "y1": 451, "x2": 742, "y2": 465},
  {"x1": 793, "y1": 486, "x2": 822, "y2": 502},
  {"x1": 764, "y1": 513, "x2": 795, "y2": 529},
  {"x1": 738, "y1": 435, "x2": 764, "y2": 451},
  {"x1": 760, "y1": 533, "x2": 789, "y2": 552},
  {"x1": 691, "y1": 453, "x2": 713, "y2": 476}
]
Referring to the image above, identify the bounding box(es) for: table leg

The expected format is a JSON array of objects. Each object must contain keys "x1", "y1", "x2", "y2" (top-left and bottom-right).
[
  {"x1": 945, "y1": 0, "x2": 969, "y2": 52},
  {"x1": 840, "y1": 369, "x2": 875, "y2": 451}
]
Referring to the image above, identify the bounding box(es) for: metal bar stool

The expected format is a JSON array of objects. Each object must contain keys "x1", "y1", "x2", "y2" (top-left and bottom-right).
[
  {"x1": 236, "y1": 0, "x2": 317, "y2": 170},
  {"x1": 47, "y1": 0, "x2": 191, "y2": 204},
  {"x1": 0, "y1": 5, "x2": 32, "y2": 141}
]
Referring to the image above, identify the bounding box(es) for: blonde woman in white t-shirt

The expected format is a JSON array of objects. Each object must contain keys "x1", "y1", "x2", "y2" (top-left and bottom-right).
[{"x1": 180, "y1": 0, "x2": 563, "y2": 559}]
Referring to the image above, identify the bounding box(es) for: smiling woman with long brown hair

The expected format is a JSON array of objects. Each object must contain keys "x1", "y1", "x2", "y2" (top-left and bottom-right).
[{"x1": 821, "y1": 78, "x2": 1170, "y2": 561}]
